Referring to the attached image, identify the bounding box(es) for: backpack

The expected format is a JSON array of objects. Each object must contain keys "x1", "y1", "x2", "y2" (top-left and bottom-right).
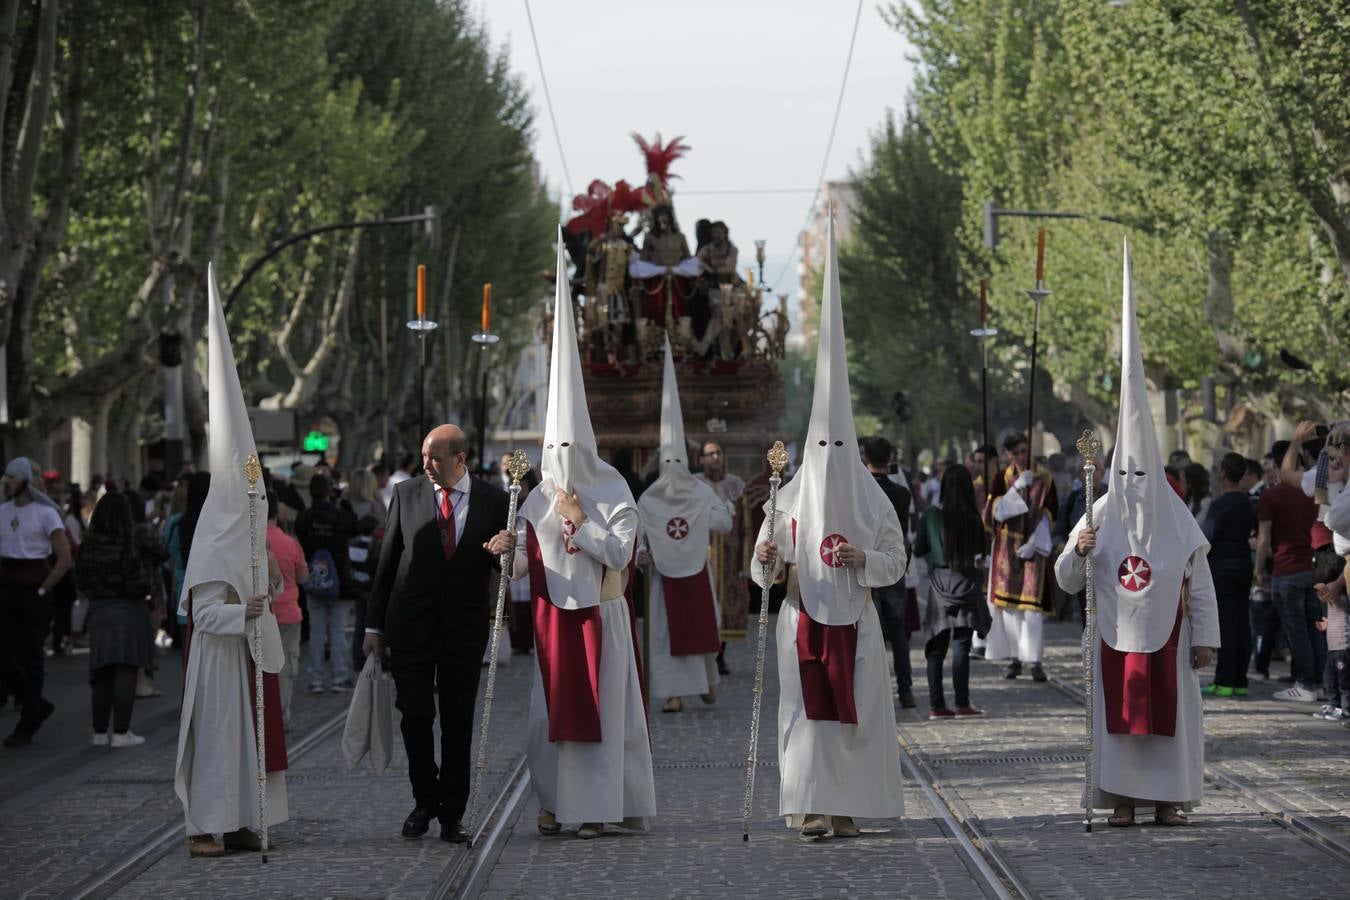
[{"x1": 307, "y1": 547, "x2": 341, "y2": 600}]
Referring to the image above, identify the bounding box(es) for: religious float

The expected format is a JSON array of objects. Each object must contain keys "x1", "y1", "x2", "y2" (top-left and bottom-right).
[{"x1": 552, "y1": 133, "x2": 788, "y2": 479}]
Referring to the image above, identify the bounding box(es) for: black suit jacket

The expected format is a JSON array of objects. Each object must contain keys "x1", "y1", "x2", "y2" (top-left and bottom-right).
[{"x1": 367, "y1": 474, "x2": 510, "y2": 663}]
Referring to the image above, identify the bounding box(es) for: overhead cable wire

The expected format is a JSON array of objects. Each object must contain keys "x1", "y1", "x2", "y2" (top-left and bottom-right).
[
  {"x1": 769, "y1": 0, "x2": 865, "y2": 294},
  {"x1": 523, "y1": 0, "x2": 574, "y2": 198}
]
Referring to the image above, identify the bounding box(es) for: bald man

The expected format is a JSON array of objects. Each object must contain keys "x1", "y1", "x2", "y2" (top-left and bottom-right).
[{"x1": 365, "y1": 425, "x2": 516, "y2": 843}]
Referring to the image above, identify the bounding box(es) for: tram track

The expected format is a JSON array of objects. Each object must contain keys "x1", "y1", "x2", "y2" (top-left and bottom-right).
[
  {"x1": 426, "y1": 756, "x2": 531, "y2": 900},
  {"x1": 61, "y1": 702, "x2": 531, "y2": 900},
  {"x1": 64, "y1": 707, "x2": 351, "y2": 900},
  {"x1": 895, "y1": 722, "x2": 1035, "y2": 900},
  {"x1": 1041, "y1": 667, "x2": 1350, "y2": 867}
]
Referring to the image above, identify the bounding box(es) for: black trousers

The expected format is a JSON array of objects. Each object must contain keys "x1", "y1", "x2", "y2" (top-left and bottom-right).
[
  {"x1": 1, "y1": 587, "x2": 51, "y2": 730},
  {"x1": 390, "y1": 655, "x2": 483, "y2": 825},
  {"x1": 1211, "y1": 562, "x2": 1253, "y2": 688},
  {"x1": 92, "y1": 664, "x2": 137, "y2": 734}
]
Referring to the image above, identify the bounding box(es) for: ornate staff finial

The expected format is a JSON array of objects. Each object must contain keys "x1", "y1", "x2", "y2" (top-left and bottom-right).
[
  {"x1": 243, "y1": 453, "x2": 262, "y2": 487},
  {"x1": 767, "y1": 441, "x2": 788, "y2": 476},
  {"x1": 1075, "y1": 429, "x2": 1101, "y2": 459},
  {"x1": 506, "y1": 449, "x2": 532, "y2": 485}
]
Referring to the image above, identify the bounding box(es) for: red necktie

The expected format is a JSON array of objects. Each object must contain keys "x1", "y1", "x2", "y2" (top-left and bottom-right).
[{"x1": 439, "y1": 489, "x2": 457, "y2": 559}]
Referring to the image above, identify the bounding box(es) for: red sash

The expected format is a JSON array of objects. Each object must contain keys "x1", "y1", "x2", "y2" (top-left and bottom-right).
[
  {"x1": 182, "y1": 594, "x2": 288, "y2": 772},
  {"x1": 790, "y1": 518, "x2": 859, "y2": 723},
  {"x1": 528, "y1": 524, "x2": 603, "y2": 743},
  {"x1": 662, "y1": 565, "x2": 720, "y2": 656},
  {"x1": 1100, "y1": 600, "x2": 1184, "y2": 736}
]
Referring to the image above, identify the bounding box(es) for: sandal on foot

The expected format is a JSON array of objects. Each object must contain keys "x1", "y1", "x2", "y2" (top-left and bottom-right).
[
  {"x1": 576, "y1": 822, "x2": 604, "y2": 839},
  {"x1": 188, "y1": 835, "x2": 226, "y2": 858},
  {"x1": 800, "y1": 814, "x2": 828, "y2": 837},
  {"x1": 700, "y1": 688, "x2": 716, "y2": 705},
  {"x1": 1107, "y1": 804, "x2": 1135, "y2": 827},
  {"x1": 1155, "y1": 803, "x2": 1188, "y2": 826},
  {"x1": 662, "y1": 697, "x2": 683, "y2": 713},
  {"x1": 537, "y1": 810, "x2": 561, "y2": 835},
  {"x1": 831, "y1": 815, "x2": 860, "y2": 837}
]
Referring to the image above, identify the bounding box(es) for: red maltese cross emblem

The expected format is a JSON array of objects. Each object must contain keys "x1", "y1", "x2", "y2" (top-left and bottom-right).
[
  {"x1": 561, "y1": 519, "x2": 581, "y2": 555},
  {"x1": 819, "y1": 533, "x2": 849, "y2": 568},
  {"x1": 1118, "y1": 556, "x2": 1152, "y2": 591},
  {"x1": 666, "y1": 517, "x2": 689, "y2": 540}
]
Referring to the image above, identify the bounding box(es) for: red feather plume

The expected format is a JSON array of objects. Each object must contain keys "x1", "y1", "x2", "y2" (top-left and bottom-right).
[{"x1": 631, "y1": 132, "x2": 690, "y2": 187}]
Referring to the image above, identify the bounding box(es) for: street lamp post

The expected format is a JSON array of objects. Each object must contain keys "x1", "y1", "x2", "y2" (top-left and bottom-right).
[
  {"x1": 406, "y1": 265, "x2": 438, "y2": 443},
  {"x1": 471, "y1": 283, "x2": 499, "y2": 472}
]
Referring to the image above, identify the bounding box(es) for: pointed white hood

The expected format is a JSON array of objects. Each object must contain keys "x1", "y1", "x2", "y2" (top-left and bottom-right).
[
  {"x1": 179, "y1": 263, "x2": 283, "y2": 671},
  {"x1": 522, "y1": 233, "x2": 636, "y2": 609},
  {"x1": 639, "y1": 336, "x2": 717, "y2": 577},
  {"x1": 773, "y1": 211, "x2": 892, "y2": 626},
  {"x1": 1087, "y1": 240, "x2": 1208, "y2": 652}
]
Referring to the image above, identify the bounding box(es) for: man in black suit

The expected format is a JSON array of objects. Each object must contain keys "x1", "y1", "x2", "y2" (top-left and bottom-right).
[{"x1": 364, "y1": 424, "x2": 516, "y2": 843}]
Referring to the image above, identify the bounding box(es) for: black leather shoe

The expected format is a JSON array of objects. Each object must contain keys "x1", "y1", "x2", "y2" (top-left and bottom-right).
[
  {"x1": 1030, "y1": 664, "x2": 1047, "y2": 683},
  {"x1": 440, "y1": 820, "x2": 469, "y2": 844},
  {"x1": 1003, "y1": 660, "x2": 1022, "y2": 679},
  {"x1": 402, "y1": 805, "x2": 436, "y2": 838}
]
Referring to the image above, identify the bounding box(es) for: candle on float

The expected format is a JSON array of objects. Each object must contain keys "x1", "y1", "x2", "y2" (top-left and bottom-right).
[
  {"x1": 416, "y1": 264, "x2": 426, "y2": 319},
  {"x1": 481, "y1": 283, "x2": 492, "y2": 332},
  {"x1": 979, "y1": 277, "x2": 988, "y2": 326},
  {"x1": 1035, "y1": 229, "x2": 1046, "y2": 284}
]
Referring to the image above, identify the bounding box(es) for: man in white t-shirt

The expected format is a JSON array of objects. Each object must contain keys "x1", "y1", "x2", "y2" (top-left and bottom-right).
[{"x1": 1, "y1": 457, "x2": 73, "y2": 748}]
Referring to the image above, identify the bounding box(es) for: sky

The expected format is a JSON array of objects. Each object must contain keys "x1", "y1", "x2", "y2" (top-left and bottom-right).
[{"x1": 476, "y1": 0, "x2": 917, "y2": 317}]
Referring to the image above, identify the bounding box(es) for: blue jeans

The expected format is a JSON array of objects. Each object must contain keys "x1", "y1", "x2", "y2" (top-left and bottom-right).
[
  {"x1": 306, "y1": 598, "x2": 353, "y2": 687},
  {"x1": 873, "y1": 583, "x2": 912, "y2": 692},
  {"x1": 1270, "y1": 571, "x2": 1326, "y2": 688},
  {"x1": 925, "y1": 627, "x2": 973, "y2": 710}
]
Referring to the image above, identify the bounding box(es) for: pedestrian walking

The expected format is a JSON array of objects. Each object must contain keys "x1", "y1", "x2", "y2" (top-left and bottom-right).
[
  {"x1": 364, "y1": 424, "x2": 515, "y2": 844},
  {"x1": 752, "y1": 217, "x2": 906, "y2": 839},
  {"x1": 295, "y1": 473, "x2": 358, "y2": 693},
  {"x1": 510, "y1": 243, "x2": 654, "y2": 841},
  {"x1": 914, "y1": 465, "x2": 990, "y2": 719},
  {"x1": 1, "y1": 457, "x2": 73, "y2": 747},
  {"x1": 1055, "y1": 243, "x2": 1219, "y2": 828},
  {"x1": 78, "y1": 492, "x2": 155, "y2": 747},
  {"x1": 638, "y1": 337, "x2": 730, "y2": 714},
  {"x1": 266, "y1": 491, "x2": 308, "y2": 724},
  {"x1": 861, "y1": 435, "x2": 917, "y2": 708},
  {"x1": 1201, "y1": 453, "x2": 1257, "y2": 696}
]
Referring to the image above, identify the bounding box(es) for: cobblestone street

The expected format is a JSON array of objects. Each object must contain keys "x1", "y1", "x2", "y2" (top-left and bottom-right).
[{"x1": 2, "y1": 616, "x2": 1348, "y2": 899}]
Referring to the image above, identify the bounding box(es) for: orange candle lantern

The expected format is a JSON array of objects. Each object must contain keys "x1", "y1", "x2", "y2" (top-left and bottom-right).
[
  {"x1": 1035, "y1": 229, "x2": 1046, "y2": 284},
  {"x1": 481, "y1": 283, "x2": 492, "y2": 332},
  {"x1": 416, "y1": 264, "x2": 427, "y2": 319}
]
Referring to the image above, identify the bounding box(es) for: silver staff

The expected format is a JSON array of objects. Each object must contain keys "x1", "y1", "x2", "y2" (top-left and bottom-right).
[
  {"x1": 742, "y1": 440, "x2": 789, "y2": 842},
  {"x1": 468, "y1": 449, "x2": 531, "y2": 843},
  {"x1": 244, "y1": 453, "x2": 270, "y2": 861},
  {"x1": 1075, "y1": 430, "x2": 1101, "y2": 833}
]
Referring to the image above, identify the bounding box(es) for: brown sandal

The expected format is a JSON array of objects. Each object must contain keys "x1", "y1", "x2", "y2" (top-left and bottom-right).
[
  {"x1": 1155, "y1": 803, "x2": 1188, "y2": 826},
  {"x1": 1107, "y1": 803, "x2": 1135, "y2": 827},
  {"x1": 537, "y1": 810, "x2": 561, "y2": 835}
]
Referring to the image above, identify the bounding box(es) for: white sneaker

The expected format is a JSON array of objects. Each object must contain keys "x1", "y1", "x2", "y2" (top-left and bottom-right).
[
  {"x1": 109, "y1": 732, "x2": 146, "y2": 748},
  {"x1": 1274, "y1": 684, "x2": 1318, "y2": 702},
  {"x1": 91, "y1": 732, "x2": 109, "y2": 747},
  {"x1": 1314, "y1": 705, "x2": 1345, "y2": 721}
]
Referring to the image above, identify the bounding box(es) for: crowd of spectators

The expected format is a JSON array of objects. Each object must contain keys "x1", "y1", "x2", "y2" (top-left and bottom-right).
[{"x1": 897, "y1": 418, "x2": 1350, "y2": 729}]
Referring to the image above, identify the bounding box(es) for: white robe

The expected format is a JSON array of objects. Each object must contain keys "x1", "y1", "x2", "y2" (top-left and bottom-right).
[
  {"x1": 647, "y1": 495, "x2": 731, "y2": 699},
  {"x1": 649, "y1": 569, "x2": 721, "y2": 698},
  {"x1": 1055, "y1": 548, "x2": 1220, "y2": 809},
  {"x1": 752, "y1": 506, "x2": 906, "y2": 822},
  {"x1": 984, "y1": 606, "x2": 1044, "y2": 663},
  {"x1": 519, "y1": 509, "x2": 657, "y2": 826},
  {"x1": 174, "y1": 581, "x2": 289, "y2": 836}
]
